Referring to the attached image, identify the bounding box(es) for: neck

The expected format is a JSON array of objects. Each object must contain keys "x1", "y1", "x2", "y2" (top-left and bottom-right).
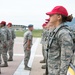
[
  {"x1": 29, "y1": 29, "x2": 32, "y2": 31},
  {"x1": 54, "y1": 21, "x2": 62, "y2": 28}
]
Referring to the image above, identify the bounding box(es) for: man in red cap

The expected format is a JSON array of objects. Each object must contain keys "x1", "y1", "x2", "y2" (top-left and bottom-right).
[
  {"x1": 0, "y1": 22, "x2": 7, "y2": 73},
  {"x1": 41, "y1": 19, "x2": 55, "y2": 75},
  {"x1": 0, "y1": 30, "x2": 7, "y2": 74},
  {"x1": 7, "y1": 23, "x2": 16, "y2": 61},
  {"x1": 40, "y1": 23, "x2": 48, "y2": 63},
  {"x1": 0, "y1": 21, "x2": 12, "y2": 67},
  {"x1": 40, "y1": 20, "x2": 51, "y2": 70}
]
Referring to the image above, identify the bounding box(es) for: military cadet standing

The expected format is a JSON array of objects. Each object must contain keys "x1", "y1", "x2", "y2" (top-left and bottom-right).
[
  {"x1": 0, "y1": 23, "x2": 6, "y2": 73},
  {"x1": 0, "y1": 21, "x2": 11, "y2": 67},
  {"x1": 40, "y1": 23, "x2": 47, "y2": 63},
  {"x1": 43, "y1": 20, "x2": 55, "y2": 75},
  {"x1": 7, "y1": 23, "x2": 16, "y2": 61},
  {"x1": 46, "y1": 6, "x2": 74, "y2": 75},
  {"x1": 23, "y1": 25, "x2": 33, "y2": 70},
  {"x1": 40, "y1": 19, "x2": 50, "y2": 64},
  {"x1": 41, "y1": 19, "x2": 50, "y2": 70}
]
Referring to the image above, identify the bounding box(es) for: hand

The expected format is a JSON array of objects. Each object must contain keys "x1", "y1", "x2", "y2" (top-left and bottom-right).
[
  {"x1": 9, "y1": 40, "x2": 13, "y2": 45},
  {"x1": 27, "y1": 47, "x2": 30, "y2": 50},
  {"x1": 3, "y1": 45, "x2": 6, "y2": 48}
]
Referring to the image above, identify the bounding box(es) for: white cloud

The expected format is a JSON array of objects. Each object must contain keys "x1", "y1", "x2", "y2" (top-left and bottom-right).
[{"x1": 0, "y1": 0, "x2": 75, "y2": 29}]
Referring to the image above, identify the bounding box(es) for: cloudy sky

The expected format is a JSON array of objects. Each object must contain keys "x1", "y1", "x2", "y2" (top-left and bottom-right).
[{"x1": 0, "y1": 0, "x2": 75, "y2": 29}]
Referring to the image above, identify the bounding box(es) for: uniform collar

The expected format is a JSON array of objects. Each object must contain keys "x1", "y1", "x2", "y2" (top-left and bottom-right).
[
  {"x1": 53, "y1": 23, "x2": 64, "y2": 33},
  {"x1": 28, "y1": 30, "x2": 32, "y2": 32}
]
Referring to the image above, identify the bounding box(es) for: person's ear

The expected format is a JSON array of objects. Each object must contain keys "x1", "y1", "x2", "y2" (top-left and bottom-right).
[{"x1": 58, "y1": 15, "x2": 62, "y2": 20}]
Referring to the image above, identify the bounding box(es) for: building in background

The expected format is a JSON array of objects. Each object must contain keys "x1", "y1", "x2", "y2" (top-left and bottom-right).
[{"x1": 12, "y1": 25, "x2": 27, "y2": 31}]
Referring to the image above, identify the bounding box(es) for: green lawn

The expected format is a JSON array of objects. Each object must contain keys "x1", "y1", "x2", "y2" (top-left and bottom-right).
[{"x1": 15, "y1": 29, "x2": 42, "y2": 37}]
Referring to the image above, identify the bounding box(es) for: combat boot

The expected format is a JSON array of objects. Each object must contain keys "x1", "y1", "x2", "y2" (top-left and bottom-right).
[
  {"x1": 41, "y1": 65, "x2": 46, "y2": 69},
  {"x1": 8, "y1": 57, "x2": 13, "y2": 61},
  {"x1": 40, "y1": 59, "x2": 45, "y2": 63},
  {"x1": 24, "y1": 65, "x2": 31, "y2": 70},
  {"x1": 0, "y1": 61, "x2": 8, "y2": 67}
]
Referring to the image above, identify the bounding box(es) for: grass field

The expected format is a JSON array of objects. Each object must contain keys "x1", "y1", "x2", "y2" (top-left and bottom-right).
[{"x1": 15, "y1": 29, "x2": 42, "y2": 37}]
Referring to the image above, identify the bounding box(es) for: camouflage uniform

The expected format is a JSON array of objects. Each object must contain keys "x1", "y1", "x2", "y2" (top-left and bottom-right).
[
  {"x1": 43, "y1": 29, "x2": 49, "y2": 61},
  {"x1": 1, "y1": 26, "x2": 11, "y2": 66},
  {"x1": 0, "y1": 28, "x2": 6, "y2": 73},
  {"x1": 72, "y1": 30, "x2": 75, "y2": 66},
  {"x1": 8, "y1": 27, "x2": 16, "y2": 61},
  {"x1": 23, "y1": 30, "x2": 33, "y2": 68},
  {"x1": 44, "y1": 28, "x2": 55, "y2": 75},
  {"x1": 41, "y1": 29, "x2": 49, "y2": 62},
  {"x1": 47, "y1": 24, "x2": 74, "y2": 75}
]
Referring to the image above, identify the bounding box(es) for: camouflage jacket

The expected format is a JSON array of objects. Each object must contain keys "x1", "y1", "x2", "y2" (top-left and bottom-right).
[
  {"x1": 41, "y1": 29, "x2": 49, "y2": 44},
  {"x1": 8, "y1": 27, "x2": 16, "y2": 40},
  {"x1": 47, "y1": 24, "x2": 74, "y2": 75},
  {"x1": 0, "y1": 28, "x2": 6, "y2": 48},
  {"x1": 1, "y1": 26, "x2": 12, "y2": 41}
]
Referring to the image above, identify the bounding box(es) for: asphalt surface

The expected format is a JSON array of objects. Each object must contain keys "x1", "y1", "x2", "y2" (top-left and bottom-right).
[{"x1": 0, "y1": 37, "x2": 75, "y2": 75}]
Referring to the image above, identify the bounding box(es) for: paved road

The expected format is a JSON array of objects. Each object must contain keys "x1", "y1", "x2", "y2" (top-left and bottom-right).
[
  {"x1": 0, "y1": 37, "x2": 75, "y2": 75},
  {"x1": 1, "y1": 37, "x2": 44, "y2": 75}
]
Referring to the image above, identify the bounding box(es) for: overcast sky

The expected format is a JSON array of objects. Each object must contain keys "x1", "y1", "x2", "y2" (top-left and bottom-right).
[{"x1": 0, "y1": 0, "x2": 75, "y2": 29}]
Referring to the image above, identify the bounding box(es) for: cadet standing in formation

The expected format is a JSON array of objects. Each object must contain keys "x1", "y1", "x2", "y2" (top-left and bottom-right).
[
  {"x1": 40, "y1": 23, "x2": 47, "y2": 64},
  {"x1": 0, "y1": 23, "x2": 7, "y2": 74},
  {"x1": 45, "y1": 6, "x2": 74, "y2": 75},
  {"x1": 23, "y1": 25, "x2": 34, "y2": 70},
  {"x1": 40, "y1": 19, "x2": 50, "y2": 70},
  {"x1": 41, "y1": 18, "x2": 55, "y2": 75},
  {"x1": 0, "y1": 21, "x2": 16, "y2": 74},
  {"x1": 0, "y1": 21, "x2": 12, "y2": 67},
  {"x1": 7, "y1": 23, "x2": 16, "y2": 61}
]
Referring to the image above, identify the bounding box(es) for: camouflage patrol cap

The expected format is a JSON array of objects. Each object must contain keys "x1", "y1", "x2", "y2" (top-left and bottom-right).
[{"x1": 28, "y1": 24, "x2": 33, "y2": 28}]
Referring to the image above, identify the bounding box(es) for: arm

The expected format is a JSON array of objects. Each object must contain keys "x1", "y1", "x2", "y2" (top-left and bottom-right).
[
  {"x1": 27, "y1": 40, "x2": 31, "y2": 49},
  {"x1": 12, "y1": 29, "x2": 16, "y2": 39},
  {"x1": 59, "y1": 32, "x2": 73, "y2": 75},
  {"x1": 26, "y1": 33, "x2": 32, "y2": 50},
  {"x1": 1, "y1": 33, "x2": 7, "y2": 48},
  {"x1": 7, "y1": 29, "x2": 12, "y2": 41}
]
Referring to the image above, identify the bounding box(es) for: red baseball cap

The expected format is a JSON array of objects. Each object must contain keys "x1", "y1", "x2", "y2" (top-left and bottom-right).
[
  {"x1": 46, "y1": 6, "x2": 68, "y2": 17},
  {"x1": 7, "y1": 23, "x2": 12, "y2": 26},
  {"x1": 45, "y1": 22, "x2": 48, "y2": 24},
  {"x1": 45, "y1": 18, "x2": 50, "y2": 21},
  {"x1": 42, "y1": 23, "x2": 47, "y2": 27},
  {"x1": 1, "y1": 21, "x2": 6, "y2": 25}
]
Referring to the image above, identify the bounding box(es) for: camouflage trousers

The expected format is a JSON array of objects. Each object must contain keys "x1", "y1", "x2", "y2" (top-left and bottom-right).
[
  {"x1": 0, "y1": 47, "x2": 2, "y2": 64},
  {"x1": 2, "y1": 48, "x2": 8, "y2": 62},
  {"x1": 2, "y1": 43, "x2": 8, "y2": 62},
  {"x1": 47, "y1": 59, "x2": 68, "y2": 75},
  {"x1": 42, "y1": 44, "x2": 47, "y2": 61},
  {"x1": 0, "y1": 50, "x2": 1, "y2": 64},
  {"x1": 0, "y1": 48, "x2": 2, "y2": 73},
  {"x1": 24, "y1": 46, "x2": 31, "y2": 66},
  {"x1": 8, "y1": 40, "x2": 14, "y2": 57},
  {"x1": 0, "y1": 44, "x2": 3, "y2": 73}
]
